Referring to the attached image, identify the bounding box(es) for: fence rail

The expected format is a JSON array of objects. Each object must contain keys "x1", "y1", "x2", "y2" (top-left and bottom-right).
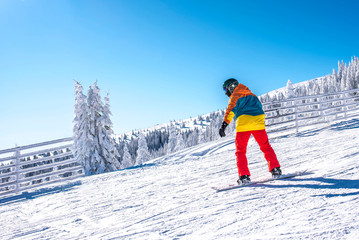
[
  {"x1": 263, "y1": 88, "x2": 359, "y2": 135},
  {"x1": 1, "y1": 88, "x2": 359, "y2": 198},
  {"x1": 0, "y1": 138, "x2": 83, "y2": 198}
]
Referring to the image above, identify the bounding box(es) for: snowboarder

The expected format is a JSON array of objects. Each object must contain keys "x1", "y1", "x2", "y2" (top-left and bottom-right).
[{"x1": 219, "y1": 78, "x2": 281, "y2": 185}]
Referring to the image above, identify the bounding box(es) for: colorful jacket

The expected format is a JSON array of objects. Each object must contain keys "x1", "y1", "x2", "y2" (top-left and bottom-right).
[{"x1": 223, "y1": 84, "x2": 265, "y2": 132}]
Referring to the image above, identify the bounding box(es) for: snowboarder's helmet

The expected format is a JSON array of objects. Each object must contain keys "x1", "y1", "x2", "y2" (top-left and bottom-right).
[{"x1": 223, "y1": 78, "x2": 239, "y2": 97}]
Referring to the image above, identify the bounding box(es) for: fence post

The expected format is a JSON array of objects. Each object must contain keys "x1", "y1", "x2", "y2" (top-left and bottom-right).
[
  {"x1": 319, "y1": 99, "x2": 325, "y2": 125},
  {"x1": 14, "y1": 146, "x2": 21, "y2": 194},
  {"x1": 294, "y1": 100, "x2": 299, "y2": 134},
  {"x1": 342, "y1": 93, "x2": 348, "y2": 120}
]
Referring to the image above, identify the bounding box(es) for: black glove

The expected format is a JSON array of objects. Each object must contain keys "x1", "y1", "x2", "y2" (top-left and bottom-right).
[{"x1": 219, "y1": 121, "x2": 228, "y2": 137}]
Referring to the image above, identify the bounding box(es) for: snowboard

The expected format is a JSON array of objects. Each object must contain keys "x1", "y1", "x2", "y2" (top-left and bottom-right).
[{"x1": 212, "y1": 170, "x2": 309, "y2": 192}]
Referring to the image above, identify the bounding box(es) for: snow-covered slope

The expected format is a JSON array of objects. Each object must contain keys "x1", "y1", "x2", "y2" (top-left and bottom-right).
[{"x1": 1, "y1": 119, "x2": 359, "y2": 239}]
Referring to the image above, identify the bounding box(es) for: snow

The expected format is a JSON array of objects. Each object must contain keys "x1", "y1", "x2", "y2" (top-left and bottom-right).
[{"x1": 1, "y1": 119, "x2": 359, "y2": 239}]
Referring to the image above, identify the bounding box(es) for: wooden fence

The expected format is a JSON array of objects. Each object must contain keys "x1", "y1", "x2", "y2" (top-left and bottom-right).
[{"x1": 0, "y1": 137, "x2": 83, "y2": 198}]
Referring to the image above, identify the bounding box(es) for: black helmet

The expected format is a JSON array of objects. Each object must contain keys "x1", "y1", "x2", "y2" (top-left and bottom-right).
[{"x1": 223, "y1": 78, "x2": 239, "y2": 97}]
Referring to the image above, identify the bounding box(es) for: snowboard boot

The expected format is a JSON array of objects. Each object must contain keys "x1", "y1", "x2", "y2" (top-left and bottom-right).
[
  {"x1": 271, "y1": 167, "x2": 282, "y2": 178},
  {"x1": 237, "y1": 175, "x2": 251, "y2": 185}
]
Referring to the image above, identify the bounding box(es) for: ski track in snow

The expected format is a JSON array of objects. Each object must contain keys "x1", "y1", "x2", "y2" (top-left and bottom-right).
[{"x1": 1, "y1": 121, "x2": 359, "y2": 239}]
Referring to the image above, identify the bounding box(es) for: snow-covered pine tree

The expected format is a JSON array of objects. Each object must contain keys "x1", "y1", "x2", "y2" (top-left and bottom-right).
[
  {"x1": 87, "y1": 82, "x2": 121, "y2": 174},
  {"x1": 321, "y1": 76, "x2": 329, "y2": 94},
  {"x1": 198, "y1": 128, "x2": 205, "y2": 144},
  {"x1": 167, "y1": 123, "x2": 177, "y2": 154},
  {"x1": 332, "y1": 69, "x2": 340, "y2": 92},
  {"x1": 313, "y1": 82, "x2": 321, "y2": 95},
  {"x1": 259, "y1": 93, "x2": 271, "y2": 103},
  {"x1": 136, "y1": 132, "x2": 151, "y2": 165},
  {"x1": 286, "y1": 79, "x2": 295, "y2": 98},
  {"x1": 87, "y1": 84, "x2": 102, "y2": 174},
  {"x1": 72, "y1": 81, "x2": 91, "y2": 174},
  {"x1": 347, "y1": 69, "x2": 353, "y2": 90},
  {"x1": 174, "y1": 130, "x2": 186, "y2": 152},
  {"x1": 338, "y1": 60, "x2": 344, "y2": 81},
  {"x1": 332, "y1": 68, "x2": 338, "y2": 84},
  {"x1": 187, "y1": 129, "x2": 198, "y2": 147},
  {"x1": 352, "y1": 59, "x2": 358, "y2": 88},
  {"x1": 100, "y1": 93, "x2": 122, "y2": 170},
  {"x1": 347, "y1": 63, "x2": 356, "y2": 90},
  {"x1": 208, "y1": 114, "x2": 218, "y2": 141},
  {"x1": 340, "y1": 64, "x2": 348, "y2": 91},
  {"x1": 121, "y1": 143, "x2": 133, "y2": 168},
  {"x1": 278, "y1": 92, "x2": 285, "y2": 101},
  {"x1": 328, "y1": 74, "x2": 336, "y2": 93}
]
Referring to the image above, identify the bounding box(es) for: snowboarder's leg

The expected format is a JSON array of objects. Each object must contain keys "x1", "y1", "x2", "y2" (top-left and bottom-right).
[
  {"x1": 235, "y1": 131, "x2": 252, "y2": 176},
  {"x1": 252, "y1": 129, "x2": 280, "y2": 172}
]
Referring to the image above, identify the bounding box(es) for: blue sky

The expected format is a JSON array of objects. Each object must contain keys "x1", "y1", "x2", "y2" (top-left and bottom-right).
[{"x1": 1, "y1": 0, "x2": 359, "y2": 149}]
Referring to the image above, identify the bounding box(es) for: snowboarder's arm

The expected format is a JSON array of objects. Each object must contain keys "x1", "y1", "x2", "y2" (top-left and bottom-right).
[
  {"x1": 226, "y1": 111, "x2": 235, "y2": 124},
  {"x1": 224, "y1": 96, "x2": 239, "y2": 124}
]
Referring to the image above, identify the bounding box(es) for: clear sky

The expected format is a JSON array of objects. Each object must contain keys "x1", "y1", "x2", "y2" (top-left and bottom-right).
[{"x1": 1, "y1": 0, "x2": 359, "y2": 149}]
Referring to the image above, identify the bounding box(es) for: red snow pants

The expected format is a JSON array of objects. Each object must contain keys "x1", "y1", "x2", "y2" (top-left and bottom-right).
[{"x1": 235, "y1": 129, "x2": 280, "y2": 176}]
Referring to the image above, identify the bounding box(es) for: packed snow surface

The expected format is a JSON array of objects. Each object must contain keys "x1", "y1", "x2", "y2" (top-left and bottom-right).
[{"x1": 1, "y1": 120, "x2": 359, "y2": 239}]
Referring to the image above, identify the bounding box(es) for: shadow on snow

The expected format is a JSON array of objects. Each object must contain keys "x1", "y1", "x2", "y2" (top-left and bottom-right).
[
  {"x1": 330, "y1": 118, "x2": 359, "y2": 131},
  {"x1": 0, "y1": 180, "x2": 82, "y2": 206},
  {"x1": 259, "y1": 177, "x2": 359, "y2": 198}
]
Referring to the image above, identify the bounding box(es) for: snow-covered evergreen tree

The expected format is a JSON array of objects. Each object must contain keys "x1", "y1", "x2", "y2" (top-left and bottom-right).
[
  {"x1": 347, "y1": 65, "x2": 356, "y2": 90},
  {"x1": 338, "y1": 60, "x2": 344, "y2": 81},
  {"x1": 167, "y1": 123, "x2": 177, "y2": 154},
  {"x1": 188, "y1": 129, "x2": 198, "y2": 147},
  {"x1": 313, "y1": 82, "x2": 321, "y2": 95},
  {"x1": 100, "y1": 93, "x2": 122, "y2": 170},
  {"x1": 136, "y1": 132, "x2": 150, "y2": 165},
  {"x1": 72, "y1": 81, "x2": 91, "y2": 174},
  {"x1": 86, "y1": 82, "x2": 121, "y2": 174},
  {"x1": 321, "y1": 76, "x2": 329, "y2": 94},
  {"x1": 175, "y1": 131, "x2": 186, "y2": 152},
  {"x1": 259, "y1": 93, "x2": 271, "y2": 103},
  {"x1": 198, "y1": 128, "x2": 205, "y2": 144},
  {"x1": 121, "y1": 143, "x2": 133, "y2": 168},
  {"x1": 286, "y1": 79, "x2": 295, "y2": 98},
  {"x1": 209, "y1": 115, "x2": 218, "y2": 141},
  {"x1": 328, "y1": 74, "x2": 336, "y2": 93},
  {"x1": 332, "y1": 68, "x2": 338, "y2": 88}
]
